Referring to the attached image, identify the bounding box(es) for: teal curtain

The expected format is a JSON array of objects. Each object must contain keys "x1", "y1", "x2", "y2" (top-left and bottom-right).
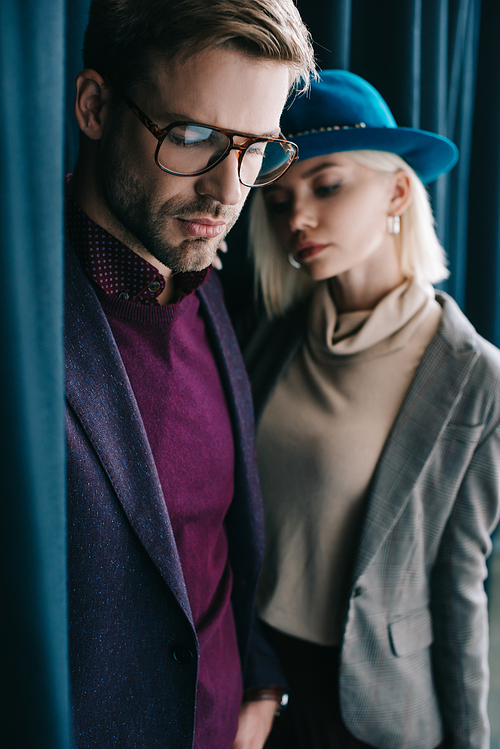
[
  {"x1": 466, "y1": 0, "x2": 500, "y2": 344},
  {"x1": 0, "y1": 0, "x2": 69, "y2": 747}
]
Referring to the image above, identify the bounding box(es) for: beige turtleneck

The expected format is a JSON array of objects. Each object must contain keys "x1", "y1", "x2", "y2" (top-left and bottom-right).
[{"x1": 256, "y1": 279, "x2": 442, "y2": 646}]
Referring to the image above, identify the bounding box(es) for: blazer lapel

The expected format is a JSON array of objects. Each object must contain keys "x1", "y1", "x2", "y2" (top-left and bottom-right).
[
  {"x1": 64, "y1": 245, "x2": 193, "y2": 623},
  {"x1": 197, "y1": 280, "x2": 252, "y2": 449},
  {"x1": 244, "y1": 299, "x2": 309, "y2": 426},
  {"x1": 197, "y1": 275, "x2": 265, "y2": 573},
  {"x1": 352, "y1": 296, "x2": 479, "y2": 584}
]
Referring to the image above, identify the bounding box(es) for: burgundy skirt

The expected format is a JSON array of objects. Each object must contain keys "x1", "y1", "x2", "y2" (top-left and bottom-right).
[{"x1": 262, "y1": 622, "x2": 444, "y2": 749}]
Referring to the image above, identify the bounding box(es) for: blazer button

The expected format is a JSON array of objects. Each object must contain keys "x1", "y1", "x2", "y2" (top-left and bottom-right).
[
  {"x1": 353, "y1": 586, "x2": 364, "y2": 597},
  {"x1": 172, "y1": 644, "x2": 194, "y2": 665}
]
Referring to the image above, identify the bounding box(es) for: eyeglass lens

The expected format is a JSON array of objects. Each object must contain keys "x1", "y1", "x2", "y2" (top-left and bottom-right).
[{"x1": 157, "y1": 124, "x2": 294, "y2": 186}]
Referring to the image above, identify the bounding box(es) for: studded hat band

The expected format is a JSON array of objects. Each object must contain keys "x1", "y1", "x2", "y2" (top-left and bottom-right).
[{"x1": 287, "y1": 122, "x2": 367, "y2": 138}]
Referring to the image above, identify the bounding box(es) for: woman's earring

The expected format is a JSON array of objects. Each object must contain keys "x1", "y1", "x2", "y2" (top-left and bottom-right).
[
  {"x1": 387, "y1": 214, "x2": 400, "y2": 235},
  {"x1": 288, "y1": 253, "x2": 301, "y2": 269}
]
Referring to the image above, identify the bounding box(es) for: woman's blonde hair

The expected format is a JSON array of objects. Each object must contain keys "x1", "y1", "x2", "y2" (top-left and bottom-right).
[{"x1": 249, "y1": 150, "x2": 449, "y2": 317}]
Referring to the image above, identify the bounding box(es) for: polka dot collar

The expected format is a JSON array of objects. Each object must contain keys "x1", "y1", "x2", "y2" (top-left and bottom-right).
[{"x1": 65, "y1": 194, "x2": 208, "y2": 305}]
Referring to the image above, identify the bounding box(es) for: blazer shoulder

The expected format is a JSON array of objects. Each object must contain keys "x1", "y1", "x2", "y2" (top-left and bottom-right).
[
  {"x1": 244, "y1": 299, "x2": 309, "y2": 371},
  {"x1": 243, "y1": 299, "x2": 310, "y2": 424},
  {"x1": 437, "y1": 291, "x2": 500, "y2": 371},
  {"x1": 437, "y1": 291, "x2": 500, "y2": 425}
]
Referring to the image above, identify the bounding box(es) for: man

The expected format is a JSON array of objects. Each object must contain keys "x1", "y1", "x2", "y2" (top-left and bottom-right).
[{"x1": 65, "y1": 1, "x2": 314, "y2": 747}]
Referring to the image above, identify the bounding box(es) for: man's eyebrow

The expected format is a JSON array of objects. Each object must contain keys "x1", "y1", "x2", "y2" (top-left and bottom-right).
[
  {"x1": 154, "y1": 110, "x2": 190, "y2": 124},
  {"x1": 262, "y1": 128, "x2": 282, "y2": 138},
  {"x1": 232, "y1": 127, "x2": 282, "y2": 139},
  {"x1": 301, "y1": 161, "x2": 345, "y2": 179},
  {"x1": 155, "y1": 111, "x2": 281, "y2": 138}
]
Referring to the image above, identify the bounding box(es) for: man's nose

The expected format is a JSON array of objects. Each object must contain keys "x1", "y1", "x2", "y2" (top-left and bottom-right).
[{"x1": 195, "y1": 150, "x2": 245, "y2": 207}]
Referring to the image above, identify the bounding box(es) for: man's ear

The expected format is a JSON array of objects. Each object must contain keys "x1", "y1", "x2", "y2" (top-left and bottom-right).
[
  {"x1": 74, "y1": 69, "x2": 113, "y2": 140},
  {"x1": 388, "y1": 169, "x2": 412, "y2": 216}
]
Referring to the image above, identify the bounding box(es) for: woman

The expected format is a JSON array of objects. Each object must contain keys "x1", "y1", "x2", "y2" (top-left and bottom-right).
[{"x1": 243, "y1": 70, "x2": 500, "y2": 749}]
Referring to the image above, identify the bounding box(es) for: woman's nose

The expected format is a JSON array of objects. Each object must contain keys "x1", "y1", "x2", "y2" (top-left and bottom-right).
[{"x1": 288, "y1": 200, "x2": 318, "y2": 233}]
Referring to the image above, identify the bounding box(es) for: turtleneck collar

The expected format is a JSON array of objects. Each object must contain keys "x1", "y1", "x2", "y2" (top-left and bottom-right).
[{"x1": 308, "y1": 278, "x2": 436, "y2": 360}]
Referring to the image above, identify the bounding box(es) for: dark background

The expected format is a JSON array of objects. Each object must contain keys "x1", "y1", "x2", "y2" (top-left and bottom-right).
[{"x1": 1, "y1": 1, "x2": 499, "y2": 745}]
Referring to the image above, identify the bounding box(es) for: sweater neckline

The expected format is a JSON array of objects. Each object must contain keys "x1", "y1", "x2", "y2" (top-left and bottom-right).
[
  {"x1": 308, "y1": 278, "x2": 436, "y2": 360},
  {"x1": 97, "y1": 284, "x2": 197, "y2": 324}
]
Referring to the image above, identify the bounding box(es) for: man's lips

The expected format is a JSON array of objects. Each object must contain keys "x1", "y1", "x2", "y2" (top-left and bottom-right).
[
  {"x1": 176, "y1": 217, "x2": 226, "y2": 238},
  {"x1": 294, "y1": 241, "x2": 329, "y2": 260}
]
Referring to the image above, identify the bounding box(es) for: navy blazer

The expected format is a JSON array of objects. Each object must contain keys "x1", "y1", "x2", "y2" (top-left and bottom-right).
[{"x1": 64, "y1": 244, "x2": 282, "y2": 748}]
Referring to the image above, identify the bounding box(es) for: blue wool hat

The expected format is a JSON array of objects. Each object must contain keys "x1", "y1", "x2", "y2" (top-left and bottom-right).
[{"x1": 281, "y1": 70, "x2": 459, "y2": 184}]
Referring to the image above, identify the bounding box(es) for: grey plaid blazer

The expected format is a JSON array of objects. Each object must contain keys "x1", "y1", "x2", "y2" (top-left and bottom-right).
[{"x1": 244, "y1": 292, "x2": 500, "y2": 749}]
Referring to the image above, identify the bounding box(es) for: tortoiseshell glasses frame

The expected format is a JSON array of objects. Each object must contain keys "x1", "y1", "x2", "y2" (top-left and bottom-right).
[{"x1": 105, "y1": 78, "x2": 299, "y2": 188}]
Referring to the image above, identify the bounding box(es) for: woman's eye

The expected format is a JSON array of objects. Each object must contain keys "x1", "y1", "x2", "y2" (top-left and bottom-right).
[
  {"x1": 265, "y1": 200, "x2": 290, "y2": 214},
  {"x1": 315, "y1": 183, "x2": 341, "y2": 197}
]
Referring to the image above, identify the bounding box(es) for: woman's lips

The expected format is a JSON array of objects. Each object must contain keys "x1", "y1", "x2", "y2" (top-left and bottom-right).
[
  {"x1": 177, "y1": 217, "x2": 226, "y2": 238},
  {"x1": 294, "y1": 242, "x2": 329, "y2": 261}
]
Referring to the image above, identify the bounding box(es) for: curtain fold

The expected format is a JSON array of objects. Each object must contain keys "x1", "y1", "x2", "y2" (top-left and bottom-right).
[
  {"x1": 466, "y1": 0, "x2": 500, "y2": 344},
  {"x1": 0, "y1": 0, "x2": 69, "y2": 746}
]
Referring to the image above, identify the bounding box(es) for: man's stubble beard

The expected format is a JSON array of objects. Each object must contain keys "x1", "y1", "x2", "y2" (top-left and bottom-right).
[{"x1": 99, "y1": 130, "x2": 240, "y2": 273}]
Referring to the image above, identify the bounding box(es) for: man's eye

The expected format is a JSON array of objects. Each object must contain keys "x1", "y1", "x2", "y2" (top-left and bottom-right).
[
  {"x1": 167, "y1": 125, "x2": 216, "y2": 148},
  {"x1": 167, "y1": 133, "x2": 205, "y2": 148},
  {"x1": 246, "y1": 144, "x2": 266, "y2": 157}
]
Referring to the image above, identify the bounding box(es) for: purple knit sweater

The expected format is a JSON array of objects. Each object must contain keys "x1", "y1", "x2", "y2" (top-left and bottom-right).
[{"x1": 100, "y1": 290, "x2": 243, "y2": 748}]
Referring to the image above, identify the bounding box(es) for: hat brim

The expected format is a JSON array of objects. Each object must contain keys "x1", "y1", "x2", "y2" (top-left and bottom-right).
[{"x1": 291, "y1": 127, "x2": 459, "y2": 184}]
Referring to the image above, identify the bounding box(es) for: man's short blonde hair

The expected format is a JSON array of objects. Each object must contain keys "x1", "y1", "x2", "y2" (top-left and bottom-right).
[
  {"x1": 249, "y1": 150, "x2": 449, "y2": 318},
  {"x1": 83, "y1": 0, "x2": 315, "y2": 94}
]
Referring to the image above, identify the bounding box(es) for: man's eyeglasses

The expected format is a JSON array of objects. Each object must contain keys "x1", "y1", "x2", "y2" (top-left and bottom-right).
[{"x1": 107, "y1": 79, "x2": 298, "y2": 188}]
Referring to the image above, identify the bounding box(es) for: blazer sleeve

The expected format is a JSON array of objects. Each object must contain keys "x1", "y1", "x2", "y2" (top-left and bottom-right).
[
  {"x1": 430, "y1": 414, "x2": 500, "y2": 749},
  {"x1": 243, "y1": 617, "x2": 288, "y2": 692}
]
